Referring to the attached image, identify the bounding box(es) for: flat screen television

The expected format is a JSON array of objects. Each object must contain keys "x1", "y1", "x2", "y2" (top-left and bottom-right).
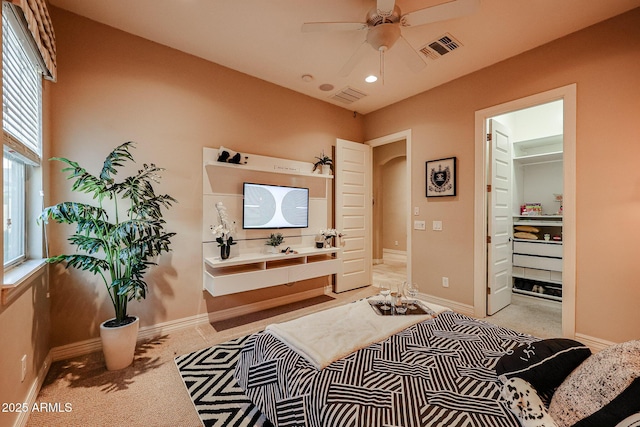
[{"x1": 243, "y1": 183, "x2": 309, "y2": 229}]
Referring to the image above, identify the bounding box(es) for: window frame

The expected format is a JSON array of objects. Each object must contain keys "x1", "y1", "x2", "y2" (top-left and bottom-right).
[{"x1": 2, "y1": 3, "x2": 44, "y2": 272}]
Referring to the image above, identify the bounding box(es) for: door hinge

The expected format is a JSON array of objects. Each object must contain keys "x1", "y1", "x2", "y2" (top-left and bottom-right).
[
  {"x1": 487, "y1": 236, "x2": 491, "y2": 244},
  {"x1": 487, "y1": 184, "x2": 491, "y2": 192},
  {"x1": 487, "y1": 133, "x2": 492, "y2": 142},
  {"x1": 487, "y1": 287, "x2": 491, "y2": 295}
]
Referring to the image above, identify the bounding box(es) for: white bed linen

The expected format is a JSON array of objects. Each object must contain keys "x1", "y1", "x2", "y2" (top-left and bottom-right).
[{"x1": 265, "y1": 298, "x2": 450, "y2": 370}]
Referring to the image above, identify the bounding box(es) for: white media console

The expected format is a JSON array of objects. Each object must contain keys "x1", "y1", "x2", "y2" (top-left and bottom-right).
[
  {"x1": 203, "y1": 246, "x2": 341, "y2": 297},
  {"x1": 202, "y1": 147, "x2": 340, "y2": 297}
]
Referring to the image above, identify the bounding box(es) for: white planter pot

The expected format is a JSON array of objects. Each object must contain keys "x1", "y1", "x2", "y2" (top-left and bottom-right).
[
  {"x1": 100, "y1": 316, "x2": 139, "y2": 371},
  {"x1": 267, "y1": 245, "x2": 280, "y2": 254},
  {"x1": 321, "y1": 164, "x2": 331, "y2": 175}
]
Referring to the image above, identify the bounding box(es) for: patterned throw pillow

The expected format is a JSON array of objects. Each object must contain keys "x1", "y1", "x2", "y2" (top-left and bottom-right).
[
  {"x1": 549, "y1": 340, "x2": 640, "y2": 427},
  {"x1": 500, "y1": 377, "x2": 558, "y2": 427},
  {"x1": 495, "y1": 338, "x2": 591, "y2": 394}
]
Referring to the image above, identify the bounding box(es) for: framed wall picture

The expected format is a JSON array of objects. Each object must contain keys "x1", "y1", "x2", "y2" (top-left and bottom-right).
[{"x1": 426, "y1": 157, "x2": 456, "y2": 197}]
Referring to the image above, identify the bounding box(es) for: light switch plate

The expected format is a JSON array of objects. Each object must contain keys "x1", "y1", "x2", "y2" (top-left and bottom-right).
[
  {"x1": 414, "y1": 220, "x2": 426, "y2": 230},
  {"x1": 432, "y1": 220, "x2": 443, "y2": 231}
]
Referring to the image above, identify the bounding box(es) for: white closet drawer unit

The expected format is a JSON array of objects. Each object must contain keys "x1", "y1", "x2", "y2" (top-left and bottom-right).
[
  {"x1": 513, "y1": 241, "x2": 562, "y2": 257},
  {"x1": 513, "y1": 254, "x2": 563, "y2": 272},
  {"x1": 513, "y1": 267, "x2": 563, "y2": 282}
]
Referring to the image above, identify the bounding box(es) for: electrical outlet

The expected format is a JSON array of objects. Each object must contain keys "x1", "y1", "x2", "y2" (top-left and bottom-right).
[
  {"x1": 433, "y1": 220, "x2": 443, "y2": 231},
  {"x1": 21, "y1": 355, "x2": 27, "y2": 382},
  {"x1": 394, "y1": 240, "x2": 399, "y2": 246},
  {"x1": 442, "y1": 277, "x2": 449, "y2": 288},
  {"x1": 414, "y1": 207, "x2": 420, "y2": 216}
]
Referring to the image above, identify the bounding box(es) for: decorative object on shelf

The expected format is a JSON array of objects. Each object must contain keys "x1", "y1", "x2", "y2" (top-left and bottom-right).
[
  {"x1": 521, "y1": 202, "x2": 542, "y2": 216},
  {"x1": 319, "y1": 228, "x2": 338, "y2": 248},
  {"x1": 315, "y1": 234, "x2": 325, "y2": 249},
  {"x1": 39, "y1": 141, "x2": 177, "y2": 370},
  {"x1": 426, "y1": 157, "x2": 456, "y2": 197},
  {"x1": 211, "y1": 202, "x2": 236, "y2": 260},
  {"x1": 312, "y1": 150, "x2": 333, "y2": 175},
  {"x1": 265, "y1": 232, "x2": 285, "y2": 253},
  {"x1": 554, "y1": 193, "x2": 563, "y2": 215},
  {"x1": 217, "y1": 145, "x2": 248, "y2": 165}
]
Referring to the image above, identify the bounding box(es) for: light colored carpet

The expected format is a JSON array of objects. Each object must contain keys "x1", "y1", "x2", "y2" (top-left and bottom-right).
[
  {"x1": 484, "y1": 294, "x2": 562, "y2": 338},
  {"x1": 27, "y1": 288, "x2": 560, "y2": 426}
]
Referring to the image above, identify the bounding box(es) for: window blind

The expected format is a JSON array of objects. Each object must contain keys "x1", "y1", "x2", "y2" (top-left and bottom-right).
[{"x1": 2, "y1": 3, "x2": 41, "y2": 166}]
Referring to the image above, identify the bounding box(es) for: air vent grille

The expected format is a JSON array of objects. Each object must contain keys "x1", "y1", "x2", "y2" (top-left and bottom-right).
[
  {"x1": 419, "y1": 33, "x2": 463, "y2": 60},
  {"x1": 330, "y1": 87, "x2": 368, "y2": 104}
]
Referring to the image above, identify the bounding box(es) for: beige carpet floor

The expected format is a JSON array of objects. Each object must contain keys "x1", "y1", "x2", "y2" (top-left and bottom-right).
[{"x1": 27, "y1": 288, "x2": 560, "y2": 427}]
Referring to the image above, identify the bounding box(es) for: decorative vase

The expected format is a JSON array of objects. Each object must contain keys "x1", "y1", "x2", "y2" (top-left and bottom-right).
[
  {"x1": 100, "y1": 316, "x2": 139, "y2": 371},
  {"x1": 321, "y1": 164, "x2": 331, "y2": 175},
  {"x1": 220, "y1": 244, "x2": 231, "y2": 260},
  {"x1": 267, "y1": 245, "x2": 280, "y2": 254}
]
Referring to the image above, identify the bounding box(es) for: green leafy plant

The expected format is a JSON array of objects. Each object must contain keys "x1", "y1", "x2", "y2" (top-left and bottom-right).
[
  {"x1": 265, "y1": 233, "x2": 285, "y2": 247},
  {"x1": 312, "y1": 150, "x2": 333, "y2": 172},
  {"x1": 39, "y1": 142, "x2": 177, "y2": 327}
]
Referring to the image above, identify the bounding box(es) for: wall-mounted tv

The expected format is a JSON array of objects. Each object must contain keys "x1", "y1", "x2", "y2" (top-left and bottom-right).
[{"x1": 243, "y1": 183, "x2": 309, "y2": 229}]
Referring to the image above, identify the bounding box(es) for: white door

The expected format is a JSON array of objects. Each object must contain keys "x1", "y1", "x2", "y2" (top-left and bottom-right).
[
  {"x1": 334, "y1": 139, "x2": 372, "y2": 292},
  {"x1": 487, "y1": 119, "x2": 513, "y2": 315}
]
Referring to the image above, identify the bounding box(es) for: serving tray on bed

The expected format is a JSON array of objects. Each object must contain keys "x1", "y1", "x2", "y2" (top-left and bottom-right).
[{"x1": 368, "y1": 299, "x2": 436, "y2": 316}]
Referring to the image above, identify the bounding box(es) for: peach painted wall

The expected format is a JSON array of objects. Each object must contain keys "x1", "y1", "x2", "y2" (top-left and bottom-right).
[
  {"x1": 364, "y1": 9, "x2": 640, "y2": 343},
  {"x1": 47, "y1": 8, "x2": 363, "y2": 347}
]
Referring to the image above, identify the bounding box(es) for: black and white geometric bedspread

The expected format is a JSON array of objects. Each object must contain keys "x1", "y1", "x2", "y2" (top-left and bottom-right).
[{"x1": 234, "y1": 310, "x2": 539, "y2": 427}]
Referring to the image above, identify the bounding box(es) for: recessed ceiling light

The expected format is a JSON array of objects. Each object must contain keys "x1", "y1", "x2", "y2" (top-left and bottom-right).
[
  {"x1": 319, "y1": 83, "x2": 334, "y2": 92},
  {"x1": 301, "y1": 74, "x2": 313, "y2": 82},
  {"x1": 365, "y1": 75, "x2": 378, "y2": 83}
]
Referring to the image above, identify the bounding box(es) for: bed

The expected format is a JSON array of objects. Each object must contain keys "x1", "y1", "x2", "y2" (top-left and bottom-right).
[
  {"x1": 233, "y1": 299, "x2": 640, "y2": 427},
  {"x1": 234, "y1": 300, "x2": 538, "y2": 427}
]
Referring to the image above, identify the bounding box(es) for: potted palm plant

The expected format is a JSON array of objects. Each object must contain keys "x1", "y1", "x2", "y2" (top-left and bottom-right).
[{"x1": 39, "y1": 141, "x2": 176, "y2": 370}]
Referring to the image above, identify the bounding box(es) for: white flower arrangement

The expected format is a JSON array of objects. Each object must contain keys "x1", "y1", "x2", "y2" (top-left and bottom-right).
[
  {"x1": 316, "y1": 228, "x2": 339, "y2": 248},
  {"x1": 320, "y1": 228, "x2": 338, "y2": 238},
  {"x1": 212, "y1": 202, "x2": 236, "y2": 246}
]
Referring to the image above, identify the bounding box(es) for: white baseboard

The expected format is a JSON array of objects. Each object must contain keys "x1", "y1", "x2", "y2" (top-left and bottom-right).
[
  {"x1": 419, "y1": 292, "x2": 475, "y2": 317},
  {"x1": 382, "y1": 249, "x2": 407, "y2": 263},
  {"x1": 14, "y1": 352, "x2": 53, "y2": 427},
  {"x1": 574, "y1": 333, "x2": 616, "y2": 353},
  {"x1": 50, "y1": 288, "x2": 326, "y2": 362}
]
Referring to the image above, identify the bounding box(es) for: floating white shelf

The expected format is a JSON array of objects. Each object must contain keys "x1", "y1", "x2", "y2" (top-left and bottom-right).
[
  {"x1": 204, "y1": 150, "x2": 333, "y2": 179},
  {"x1": 203, "y1": 246, "x2": 341, "y2": 297}
]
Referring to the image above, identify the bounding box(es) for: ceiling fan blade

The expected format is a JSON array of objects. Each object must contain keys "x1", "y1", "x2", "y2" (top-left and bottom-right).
[
  {"x1": 302, "y1": 22, "x2": 367, "y2": 32},
  {"x1": 394, "y1": 36, "x2": 427, "y2": 73},
  {"x1": 339, "y1": 41, "x2": 371, "y2": 77},
  {"x1": 377, "y1": 0, "x2": 396, "y2": 16},
  {"x1": 401, "y1": 0, "x2": 480, "y2": 27}
]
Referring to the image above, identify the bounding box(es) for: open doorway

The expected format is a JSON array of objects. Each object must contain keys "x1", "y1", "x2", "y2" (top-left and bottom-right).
[
  {"x1": 367, "y1": 130, "x2": 412, "y2": 289},
  {"x1": 372, "y1": 140, "x2": 408, "y2": 286},
  {"x1": 484, "y1": 101, "x2": 564, "y2": 336},
  {"x1": 473, "y1": 84, "x2": 577, "y2": 339}
]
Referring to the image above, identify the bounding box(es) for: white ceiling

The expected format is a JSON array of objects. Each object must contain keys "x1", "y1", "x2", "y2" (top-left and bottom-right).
[{"x1": 49, "y1": 0, "x2": 640, "y2": 114}]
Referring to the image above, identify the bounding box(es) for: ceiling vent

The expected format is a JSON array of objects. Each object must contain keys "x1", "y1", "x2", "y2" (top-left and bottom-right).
[
  {"x1": 330, "y1": 87, "x2": 368, "y2": 104},
  {"x1": 419, "y1": 33, "x2": 462, "y2": 60}
]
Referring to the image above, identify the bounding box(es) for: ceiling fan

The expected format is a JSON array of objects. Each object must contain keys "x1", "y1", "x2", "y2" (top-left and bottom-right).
[{"x1": 302, "y1": 0, "x2": 480, "y2": 80}]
